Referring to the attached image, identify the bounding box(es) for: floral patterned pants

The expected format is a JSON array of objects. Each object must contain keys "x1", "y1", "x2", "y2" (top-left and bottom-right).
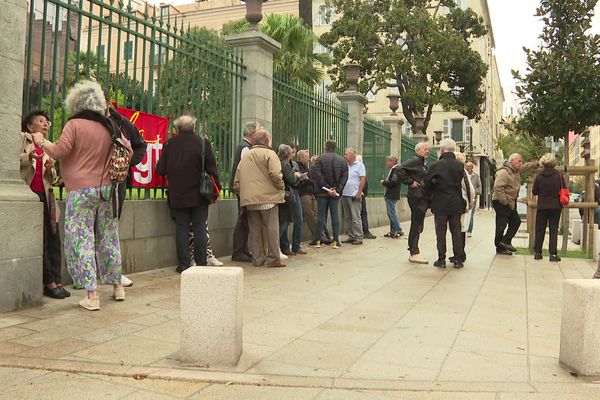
[{"x1": 64, "y1": 186, "x2": 122, "y2": 291}]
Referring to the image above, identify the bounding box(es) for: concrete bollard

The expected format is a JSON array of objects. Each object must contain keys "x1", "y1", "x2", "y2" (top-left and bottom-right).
[
  {"x1": 571, "y1": 219, "x2": 582, "y2": 244},
  {"x1": 559, "y1": 279, "x2": 600, "y2": 376},
  {"x1": 180, "y1": 267, "x2": 243, "y2": 367}
]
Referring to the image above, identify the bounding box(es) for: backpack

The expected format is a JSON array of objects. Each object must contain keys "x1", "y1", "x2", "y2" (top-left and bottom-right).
[{"x1": 108, "y1": 136, "x2": 132, "y2": 183}]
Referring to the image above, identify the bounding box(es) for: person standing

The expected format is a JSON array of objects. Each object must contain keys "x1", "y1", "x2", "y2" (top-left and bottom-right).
[
  {"x1": 103, "y1": 88, "x2": 147, "y2": 288},
  {"x1": 341, "y1": 148, "x2": 366, "y2": 245},
  {"x1": 465, "y1": 161, "x2": 482, "y2": 237},
  {"x1": 278, "y1": 144, "x2": 303, "y2": 256},
  {"x1": 21, "y1": 110, "x2": 68, "y2": 299},
  {"x1": 356, "y1": 154, "x2": 376, "y2": 239},
  {"x1": 31, "y1": 80, "x2": 132, "y2": 311},
  {"x1": 454, "y1": 152, "x2": 475, "y2": 265},
  {"x1": 230, "y1": 122, "x2": 258, "y2": 262},
  {"x1": 156, "y1": 116, "x2": 220, "y2": 273},
  {"x1": 297, "y1": 151, "x2": 332, "y2": 244},
  {"x1": 286, "y1": 143, "x2": 306, "y2": 254},
  {"x1": 233, "y1": 130, "x2": 286, "y2": 267},
  {"x1": 380, "y1": 156, "x2": 403, "y2": 239},
  {"x1": 309, "y1": 140, "x2": 348, "y2": 248},
  {"x1": 423, "y1": 139, "x2": 466, "y2": 269},
  {"x1": 532, "y1": 154, "x2": 562, "y2": 261},
  {"x1": 396, "y1": 142, "x2": 431, "y2": 264},
  {"x1": 492, "y1": 153, "x2": 538, "y2": 255}
]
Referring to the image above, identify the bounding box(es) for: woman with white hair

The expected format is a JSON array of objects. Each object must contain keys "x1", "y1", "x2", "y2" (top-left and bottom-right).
[
  {"x1": 31, "y1": 80, "x2": 132, "y2": 311},
  {"x1": 532, "y1": 153, "x2": 563, "y2": 262}
]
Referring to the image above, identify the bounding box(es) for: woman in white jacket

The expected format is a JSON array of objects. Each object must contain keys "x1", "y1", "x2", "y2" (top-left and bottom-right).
[{"x1": 453, "y1": 152, "x2": 475, "y2": 263}]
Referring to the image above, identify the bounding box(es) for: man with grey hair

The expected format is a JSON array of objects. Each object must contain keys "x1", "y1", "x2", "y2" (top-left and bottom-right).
[
  {"x1": 341, "y1": 148, "x2": 366, "y2": 245},
  {"x1": 465, "y1": 161, "x2": 481, "y2": 237},
  {"x1": 230, "y1": 121, "x2": 259, "y2": 262},
  {"x1": 424, "y1": 138, "x2": 466, "y2": 268},
  {"x1": 492, "y1": 153, "x2": 537, "y2": 255},
  {"x1": 233, "y1": 129, "x2": 286, "y2": 267},
  {"x1": 157, "y1": 115, "x2": 220, "y2": 273},
  {"x1": 396, "y1": 142, "x2": 431, "y2": 264}
]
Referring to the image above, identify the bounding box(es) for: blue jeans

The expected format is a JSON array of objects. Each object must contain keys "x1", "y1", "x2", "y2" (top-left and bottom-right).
[
  {"x1": 385, "y1": 198, "x2": 402, "y2": 234},
  {"x1": 291, "y1": 190, "x2": 303, "y2": 251},
  {"x1": 314, "y1": 196, "x2": 340, "y2": 242},
  {"x1": 467, "y1": 197, "x2": 477, "y2": 233}
]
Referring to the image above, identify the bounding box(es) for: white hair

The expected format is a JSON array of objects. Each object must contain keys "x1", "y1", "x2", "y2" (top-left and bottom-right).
[
  {"x1": 415, "y1": 142, "x2": 429, "y2": 152},
  {"x1": 173, "y1": 115, "x2": 196, "y2": 133},
  {"x1": 356, "y1": 154, "x2": 363, "y2": 162},
  {"x1": 64, "y1": 80, "x2": 106, "y2": 115},
  {"x1": 439, "y1": 138, "x2": 456, "y2": 152},
  {"x1": 508, "y1": 153, "x2": 522, "y2": 162},
  {"x1": 454, "y1": 151, "x2": 466, "y2": 164}
]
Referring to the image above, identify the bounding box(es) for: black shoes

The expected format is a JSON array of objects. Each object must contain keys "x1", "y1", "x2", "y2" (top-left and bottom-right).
[
  {"x1": 59, "y1": 286, "x2": 71, "y2": 297},
  {"x1": 534, "y1": 252, "x2": 543, "y2": 260},
  {"x1": 433, "y1": 259, "x2": 446, "y2": 268},
  {"x1": 363, "y1": 232, "x2": 377, "y2": 239},
  {"x1": 43, "y1": 286, "x2": 66, "y2": 299},
  {"x1": 231, "y1": 253, "x2": 252, "y2": 262},
  {"x1": 499, "y1": 242, "x2": 517, "y2": 252},
  {"x1": 496, "y1": 249, "x2": 513, "y2": 256},
  {"x1": 453, "y1": 261, "x2": 464, "y2": 269},
  {"x1": 351, "y1": 240, "x2": 363, "y2": 245},
  {"x1": 549, "y1": 254, "x2": 561, "y2": 262},
  {"x1": 384, "y1": 231, "x2": 403, "y2": 238},
  {"x1": 342, "y1": 238, "x2": 354, "y2": 243}
]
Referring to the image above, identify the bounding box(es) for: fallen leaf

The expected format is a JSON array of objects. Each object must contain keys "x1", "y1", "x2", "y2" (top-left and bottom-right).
[{"x1": 133, "y1": 373, "x2": 148, "y2": 380}]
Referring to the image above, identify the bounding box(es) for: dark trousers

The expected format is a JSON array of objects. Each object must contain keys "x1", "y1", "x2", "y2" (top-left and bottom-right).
[
  {"x1": 360, "y1": 196, "x2": 370, "y2": 234},
  {"x1": 407, "y1": 197, "x2": 427, "y2": 255},
  {"x1": 172, "y1": 203, "x2": 209, "y2": 269},
  {"x1": 493, "y1": 200, "x2": 521, "y2": 251},
  {"x1": 434, "y1": 214, "x2": 463, "y2": 261},
  {"x1": 314, "y1": 196, "x2": 340, "y2": 242},
  {"x1": 232, "y1": 197, "x2": 249, "y2": 257},
  {"x1": 35, "y1": 190, "x2": 62, "y2": 285},
  {"x1": 534, "y1": 208, "x2": 561, "y2": 255}
]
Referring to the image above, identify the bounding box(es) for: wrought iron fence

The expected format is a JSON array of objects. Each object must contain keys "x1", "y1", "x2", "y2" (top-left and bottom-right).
[
  {"x1": 23, "y1": 0, "x2": 245, "y2": 199},
  {"x1": 363, "y1": 117, "x2": 391, "y2": 196},
  {"x1": 272, "y1": 72, "x2": 348, "y2": 157}
]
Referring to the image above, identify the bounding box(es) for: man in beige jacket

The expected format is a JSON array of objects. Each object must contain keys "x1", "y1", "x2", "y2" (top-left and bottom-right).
[
  {"x1": 233, "y1": 129, "x2": 286, "y2": 267},
  {"x1": 492, "y1": 153, "x2": 538, "y2": 255}
]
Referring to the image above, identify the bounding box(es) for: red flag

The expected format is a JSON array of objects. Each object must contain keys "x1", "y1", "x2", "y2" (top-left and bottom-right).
[{"x1": 114, "y1": 106, "x2": 170, "y2": 188}]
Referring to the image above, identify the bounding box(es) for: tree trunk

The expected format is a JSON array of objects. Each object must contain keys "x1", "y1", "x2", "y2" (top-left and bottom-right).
[
  {"x1": 299, "y1": 0, "x2": 313, "y2": 29},
  {"x1": 561, "y1": 132, "x2": 569, "y2": 252}
]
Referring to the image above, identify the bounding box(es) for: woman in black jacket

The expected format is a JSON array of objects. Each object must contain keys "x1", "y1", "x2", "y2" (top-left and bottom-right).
[
  {"x1": 278, "y1": 144, "x2": 301, "y2": 255},
  {"x1": 532, "y1": 153, "x2": 562, "y2": 261}
]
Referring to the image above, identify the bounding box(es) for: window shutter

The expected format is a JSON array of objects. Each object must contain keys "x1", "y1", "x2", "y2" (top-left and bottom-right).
[
  {"x1": 443, "y1": 119, "x2": 449, "y2": 139},
  {"x1": 465, "y1": 119, "x2": 471, "y2": 143}
]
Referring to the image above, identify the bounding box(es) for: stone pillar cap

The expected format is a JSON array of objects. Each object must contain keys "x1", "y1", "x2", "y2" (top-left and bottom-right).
[{"x1": 225, "y1": 31, "x2": 281, "y2": 54}]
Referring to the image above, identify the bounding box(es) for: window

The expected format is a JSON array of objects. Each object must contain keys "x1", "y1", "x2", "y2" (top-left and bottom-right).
[
  {"x1": 97, "y1": 44, "x2": 105, "y2": 59},
  {"x1": 451, "y1": 119, "x2": 464, "y2": 142},
  {"x1": 314, "y1": 5, "x2": 336, "y2": 27},
  {"x1": 366, "y1": 85, "x2": 377, "y2": 102},
  {"x1": 313, "y1": 42, "x2": 329, "y2": 54},
  {"x1": 456, "y1": 0, "x2": 469, "y2": 10},
  {"x1": 124, "y1": 41, "x2": 133, "y2": 60},
  {"x1": 160, "y1": 5, "x2": 169, "y2": 17},
  {"x1": 403, "y1": 122, "x2": 413, "y2": 136}
]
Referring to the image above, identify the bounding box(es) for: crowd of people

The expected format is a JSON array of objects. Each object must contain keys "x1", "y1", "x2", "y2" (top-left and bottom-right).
[{"x1": 19, "y1": 80, "x2": 600, "y2": 311}]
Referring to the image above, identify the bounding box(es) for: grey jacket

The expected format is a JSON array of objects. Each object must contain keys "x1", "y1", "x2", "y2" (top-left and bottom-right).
[{"x1": 469, "y1": 172, "x2": 482, "y2": 195}]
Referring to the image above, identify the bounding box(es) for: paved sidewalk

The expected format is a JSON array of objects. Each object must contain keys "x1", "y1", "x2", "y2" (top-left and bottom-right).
[{"x1": 0, "y1": 210, "x2": 599, "y2": 399}]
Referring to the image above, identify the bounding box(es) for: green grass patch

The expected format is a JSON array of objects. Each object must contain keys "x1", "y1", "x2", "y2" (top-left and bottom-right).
[{"x1": 515, "y1": 247, "x2": 592, "y2": 259}]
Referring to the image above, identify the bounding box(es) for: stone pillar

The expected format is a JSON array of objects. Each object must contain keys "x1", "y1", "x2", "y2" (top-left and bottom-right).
[
  {"x1": 336, "y1": 91, "x2": 368, "y2": 154},
  {"x1": 226, "y1": 31, "x2": 280, "y2": 133},
  {"x1": 380, "y1": 116, "x2": 404, "y2": 159},
  {"x1": 0, "y1": 0, "x2": 44, "y2": 312}
]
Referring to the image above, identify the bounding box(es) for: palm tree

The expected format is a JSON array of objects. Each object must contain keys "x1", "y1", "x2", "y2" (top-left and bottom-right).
[{"x1": 222, "y1": 14, "x2": 329, "y2": 85}]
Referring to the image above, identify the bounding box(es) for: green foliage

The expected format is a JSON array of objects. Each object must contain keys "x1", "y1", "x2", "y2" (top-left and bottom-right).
[
  {"x1": 495, "y1": 130, "x2": 563, "y2": 165},
  {"x1": 319, "y1": 0, "x2": 488, "y2": 134},
  {"x1": 221, "y1": 14, "x2": 330, "y2": 85},
  {"x1": 512, "y1": 0, "x2": 600, "y2": 141}
]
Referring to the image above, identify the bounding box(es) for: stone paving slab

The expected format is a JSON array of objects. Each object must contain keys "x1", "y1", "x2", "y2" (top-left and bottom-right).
[{"x1": 0, "y1": 209, "x2": 599, "y2": 398}]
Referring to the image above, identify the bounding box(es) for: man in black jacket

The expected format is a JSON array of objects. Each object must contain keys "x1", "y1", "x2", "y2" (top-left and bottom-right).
[
  {"x1": 309, "y1": 140, "x2": 348, "y2": 248},
  {"x1": 380, "y1": 156, "x2": 404, "y2": 239},
  {"x1": 156, "y1": 116, "x2": 220, "y2": 272},
  {"x1": 397, "y1": 142, "x2": 431, "y2": 264},
  {"x1": 230, "y1": 122, "x2": 258, "y2": 262},
  {"x1": 424, "y1": 139, "x2": 466, "y2": 269}
]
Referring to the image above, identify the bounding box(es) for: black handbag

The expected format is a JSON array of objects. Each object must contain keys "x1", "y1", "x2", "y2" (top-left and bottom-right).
[
  {"x1": 284, "y1": 187, "x2": 296, "y2": 207},
  {"x1": 199, "y1": 138, "x2": 218, "y2": 203}
]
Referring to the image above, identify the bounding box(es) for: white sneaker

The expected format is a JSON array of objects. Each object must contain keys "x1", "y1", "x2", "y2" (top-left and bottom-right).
[
  {"x1": 409, "y1": 254, "x2": 429, "y2": 264},
  {"x1": 280, "y1": 251, "x2": 288, "y2": 260},
  {"x1": 207, "y1": 256, "x2": 224, "y2": 266},
  {"x1": 121, "y1": 275, "x2": 133, "y2": 287}
]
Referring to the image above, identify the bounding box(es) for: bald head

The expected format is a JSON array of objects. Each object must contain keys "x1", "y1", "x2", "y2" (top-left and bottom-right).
[{"x1": 174, "y1": 115, "x2": 195, "y2": 134}]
